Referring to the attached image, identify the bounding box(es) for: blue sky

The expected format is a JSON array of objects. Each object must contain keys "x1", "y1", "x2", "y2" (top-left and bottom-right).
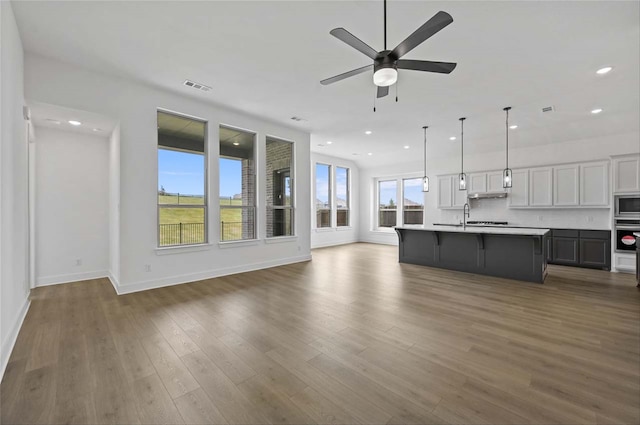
[
  {"x1": 379, "y1": 178, "x2": 423, "y2": 207},
  {"x1": 158, "y1": 149, "x2": 241, "y2": 197}
]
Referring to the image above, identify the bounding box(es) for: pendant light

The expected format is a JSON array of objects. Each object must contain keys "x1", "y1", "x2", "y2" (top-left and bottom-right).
[
  {"x1": 503, "y1": 107, "x2": 513, "y2": 188},
  {"x1": 458, "y1": 117, "x2": 467, "y2": 190},
  {"x1": 422, "y1": 126, "x2": 429, "y2": 192}
]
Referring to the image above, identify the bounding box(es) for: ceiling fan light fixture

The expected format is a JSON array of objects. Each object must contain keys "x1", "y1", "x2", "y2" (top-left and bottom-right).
[{"x1": 373, "y1": 67, "x2": 398, "y2": 87}]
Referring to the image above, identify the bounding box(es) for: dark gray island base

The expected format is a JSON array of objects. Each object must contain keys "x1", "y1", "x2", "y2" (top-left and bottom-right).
[{"x1": 395, "y1": 226, "x2": 551, "y2": 284}]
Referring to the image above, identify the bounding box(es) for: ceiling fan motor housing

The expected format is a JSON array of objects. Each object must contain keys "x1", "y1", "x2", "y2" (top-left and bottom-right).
[{"x1": 374, "y1": 51, "x2": 398, "y2": 73}]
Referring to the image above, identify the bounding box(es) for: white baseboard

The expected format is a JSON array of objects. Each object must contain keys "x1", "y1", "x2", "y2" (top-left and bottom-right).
[
  {"x1": 359, "y1": 233, "x2": 399, "y2": 246},
  {"x1": 35, "y1": 270, "x2": 109, "y2": 287},
  {"x1": 1, "y1": 298, "x2": 30, "y2": 381},
  {"x1": 107, "y1": 270, "x2": 120, "y2": 293},
  {"x1": 311, "y1": 239, "x2": 358, "y2": 249},
  {"x1": 111, "y1": 254, "x2": 312, "y2": 295}
]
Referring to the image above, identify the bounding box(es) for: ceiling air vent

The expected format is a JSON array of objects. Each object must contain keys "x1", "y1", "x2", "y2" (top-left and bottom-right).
[
  {"x1": 183, "y1": 80, "x2": 212, "y2": 93},
  {"x1": 541, "y1": 105, "x2": 555, "y2": 113},
  {"x1": 290, "y1": 116, "x2": 307, "y2": 122}
]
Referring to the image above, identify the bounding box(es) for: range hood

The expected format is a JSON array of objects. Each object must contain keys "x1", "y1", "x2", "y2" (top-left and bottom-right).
[{"x1": 468, "y1": 192, "x2": 508, "y2": 200}]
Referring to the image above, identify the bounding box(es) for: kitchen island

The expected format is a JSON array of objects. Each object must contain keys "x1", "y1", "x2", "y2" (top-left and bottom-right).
[{"x1": 395, "y1": 225, "x2": 551, "y2": 283}]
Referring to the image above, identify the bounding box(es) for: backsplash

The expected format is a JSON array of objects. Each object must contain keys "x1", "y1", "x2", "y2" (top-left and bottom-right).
[{"x1": 434, "y1": 197, "x2": 611, "y2": 230}]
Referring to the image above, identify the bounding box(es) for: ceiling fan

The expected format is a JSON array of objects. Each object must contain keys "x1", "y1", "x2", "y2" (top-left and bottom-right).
[{"x1": 320, "y1": 0, "x2": 457, "y2": 98}]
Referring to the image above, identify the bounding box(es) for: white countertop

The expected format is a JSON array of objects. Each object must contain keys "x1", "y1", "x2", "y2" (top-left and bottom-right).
[
  {"x1": 634, "y1": 233, "x2": 640, "y2": 237},
  {"x1": 396, "y1": 225, "x2": 550, "y2": 236}
]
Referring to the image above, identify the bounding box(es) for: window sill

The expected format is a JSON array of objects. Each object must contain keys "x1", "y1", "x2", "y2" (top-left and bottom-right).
[
  {"x1": 335, "y1": 226, "x2": 353, "y2": 232},
  {"x1": 265, "y1": 236, "x2": 298, "y2": 244},
  {"x1": 314, "y1": 228, "x2": 335, "y2": 233},
  {"x1": 155, "y1": 243, "x2": 213, "y2": 255},
  {"x1": 218, "y1": 239, "x2": 261, "y2": 249}
]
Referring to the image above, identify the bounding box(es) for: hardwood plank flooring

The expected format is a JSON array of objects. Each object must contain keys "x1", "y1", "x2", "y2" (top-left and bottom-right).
[{"x1": 1, "y1": 243, "x2": 639, "y2": 424}]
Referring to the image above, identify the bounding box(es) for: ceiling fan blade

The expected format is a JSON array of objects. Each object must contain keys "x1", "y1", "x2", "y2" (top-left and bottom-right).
[
  {"x1": 377, "y1": 85, "x2": 389, "y2": 98},
  {"x1": 391, "y1": 11, "x2": 453, "y2": 59},
  {"x1": 320, "y1": 64, "x2": 373, "y2": 85},
  {"x1": 330, "y1": 28, "x2": 379, "y2": 60},
  {"x1": 397, "y1": 59, "x2": 457, "y2": 74}
]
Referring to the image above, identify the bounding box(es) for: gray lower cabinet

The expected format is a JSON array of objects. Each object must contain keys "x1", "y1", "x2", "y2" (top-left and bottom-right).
[
  {"x1": 552, "y1": 237, "x2": 579, "y2": 265},
  {"x1": 547, "y1": 229, "x2": 610, "y2": 270}
]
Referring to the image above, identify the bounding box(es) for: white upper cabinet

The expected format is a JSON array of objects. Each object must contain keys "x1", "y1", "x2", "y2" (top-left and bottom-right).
[
  {"x1": 437, "y1": 175, "x2": 453, "y2": 208},
  {"x1": 554, "y1": 164, "x2": 579, "y2": 206},
  {"x1": 453, "y1": 181, "x2": 468, "y2": 207},
  {"x1": 529, "y1": 167, "x2": 553, "y2": 207},
  {"x1": 580, "y1": 161, "x2": 609, "y2": 206},
  {"x1": 468, "y1": 173, "x2": 487, "y2": 193},
  {"x1": 613, "y1": 155, "x2": 640, "y2": 194},
  {"x1": 487, "y1": 171, "x2": 506, "y2": 192},
  {"x1": 437, "y1": 175, "x2": 467, "y2": 209},
  {"x1": 508, "y1": 169, "x2": 529, "y2": 207}
]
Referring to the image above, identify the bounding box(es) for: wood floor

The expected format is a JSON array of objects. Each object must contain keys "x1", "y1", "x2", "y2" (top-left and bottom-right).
[{"x1": 1, "y1": 243, "x2": 639, "y2": 425}]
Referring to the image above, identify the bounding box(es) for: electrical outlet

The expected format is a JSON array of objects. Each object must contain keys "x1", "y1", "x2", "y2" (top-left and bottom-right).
[
  {"x1": 537, "y1": 215, "x2": 543, "y2": 222},
  {"x1": 144, "y1": 264, "x2": 151, "y2": 272},
  {"x1": 75, "y1": 259, "x2": 82, "y2": 266},
  {"x1": 587, "y1": 216, "x2": 594, "y2": 222}
]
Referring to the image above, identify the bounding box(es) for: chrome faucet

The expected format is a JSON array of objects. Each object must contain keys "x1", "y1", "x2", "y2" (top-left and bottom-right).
[{"x1": 462, "y1": 203, "x2": 470, "y2": 229}]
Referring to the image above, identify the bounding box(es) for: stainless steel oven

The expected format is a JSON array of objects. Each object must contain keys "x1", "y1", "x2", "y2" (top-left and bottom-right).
[
  {"x1": 614, "y1": 218, "x2": 640, "y2": 253},
  {"x1": 614, "y1": 195, "x2": 640, "y2": 217}
]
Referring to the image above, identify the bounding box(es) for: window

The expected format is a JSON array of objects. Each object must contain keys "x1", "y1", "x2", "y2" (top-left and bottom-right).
[
  {"x1": 378, "y1": 180, "x2": 397, "y2": 228},
  {"x1": 157, "y1": 111, "x2": 207, "y2": 247},
  {"x1": 266, "y1": 137, "x2": 294, "y2": 237},
  {"x1": 402, "y1": 178, "x2": 424, "y2": 225},
  {"x1": 219, "y1": 126, "x2": 256, "y2": 241},
  {"x1": 336, "y1": 167, "x2": 350, "y2": 227},
  {"x1": 316, "y1": 163, "x2": 331, "y2": 228}
]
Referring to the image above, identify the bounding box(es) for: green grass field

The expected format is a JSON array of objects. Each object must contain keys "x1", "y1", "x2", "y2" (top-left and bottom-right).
[{"x1": 158, "y1": 194, "x2": 246, "y2": 245}]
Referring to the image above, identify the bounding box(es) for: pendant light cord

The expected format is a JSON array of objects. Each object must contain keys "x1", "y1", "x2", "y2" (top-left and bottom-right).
[
  {"x1": 504, "y1": 107, "x2": 510, "y2": 169},
  {"x1": 423, "y1": 126, "x2": 428, "y2": 177},
  {"x1": 459, "y1": 117, "x2": 466, "y2": 173}
]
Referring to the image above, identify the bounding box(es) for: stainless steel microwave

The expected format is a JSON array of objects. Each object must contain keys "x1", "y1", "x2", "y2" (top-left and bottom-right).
[{"x1": 615, "y1": 195, "x2": 640, "y2": 217}]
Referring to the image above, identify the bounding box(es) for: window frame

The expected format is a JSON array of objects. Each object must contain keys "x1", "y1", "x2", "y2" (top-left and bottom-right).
[
  {"x1": 335, "y1": 166, "x2": 350, "y2": 227},
  {"x1": 157, "y1": 109, "x2": 208, "y2": 248},
  {"x1": 219, "y1": 124, "x2": 258, "y2": 243},
  {"x1": 266, "y1": 135, "x2": 296, "y2": 239},
  {"x1": 376, "y1": 178, "x2": 399, "y2": 230},
  {"x1": 402, "y1": 177, "x2": 425, "y2": 226},
  {"x1": 374, "y1": 175, "x2": 425, "y2": 231},
  {"x1": 315, "y1": 162, "x2": 333, "y2": 229}
]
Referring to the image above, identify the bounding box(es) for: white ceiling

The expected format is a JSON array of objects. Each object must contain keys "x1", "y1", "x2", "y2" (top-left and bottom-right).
[
  {"x1": 13, "y1": 1, "x2": 640, "y2": 167},
  {"x1": 29, "y1": 101, "x2": 117, "y2": 136}
]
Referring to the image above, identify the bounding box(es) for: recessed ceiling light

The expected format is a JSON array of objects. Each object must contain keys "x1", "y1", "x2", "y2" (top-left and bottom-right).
[
  {"x1": 326, "y1": 141, "x2": 333, "y2": 145},
  {"x1": 591, "y1": 108, "x2": 603, "y2": 114},
  {"x1": 233, "y1": 142, "x2": 240, "y2": 146},
  {"x1": 92, "y1": 128, "x2": 102, "y2": 132},
  {"x1": 46, "y1": 119, "x2": 61, "y2": 125},
  {"x1": 68, "y1": 120, "x2": 82, "y2": 126},
  {"x1": 509, "y1": 125, "x2": 518, "y2": 129},
  {"x1": 596, "y1": 66, "x2": 613, "y2": 75},
  {"x1": 365, "y1": 130, "x2": 372, "y2": 135},
  {"x1": 449, "y1": 136, "x2": 456, "y2": 141},
  {"x1": 367, "y1": 152, "x2": 373, "y2": 156},
  {"x1": 403, "y1": 145, "x2": 410, "y2": 149}
]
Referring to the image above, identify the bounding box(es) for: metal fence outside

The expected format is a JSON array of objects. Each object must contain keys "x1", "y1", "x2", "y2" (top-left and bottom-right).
[
  {"x1": 159, "y1": 223, "x2": 205, "y2": 246},
  {"x1": 220, "y1": 221, "x2": 243, "y2": 241}
]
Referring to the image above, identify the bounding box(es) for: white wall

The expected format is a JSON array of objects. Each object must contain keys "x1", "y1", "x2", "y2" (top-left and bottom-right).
[
  {"x1": 0, "y1": 0, "x2": 30, "y2": 378},
  {"x1": 34, "y1": 126, "x2": 110, "y2": 285},
  {"x1": 25, "y1": 54, "x2": 311, "y2": 294},
  {"x1": 360, "y1": 131, "x2": 640, "y2": 245},
  {"x1": 311, "y1": 152, "x2": 359, "y2": 248},
  {"x1": 108, "y1": 124, "x2": 120, "y2": 284}
]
